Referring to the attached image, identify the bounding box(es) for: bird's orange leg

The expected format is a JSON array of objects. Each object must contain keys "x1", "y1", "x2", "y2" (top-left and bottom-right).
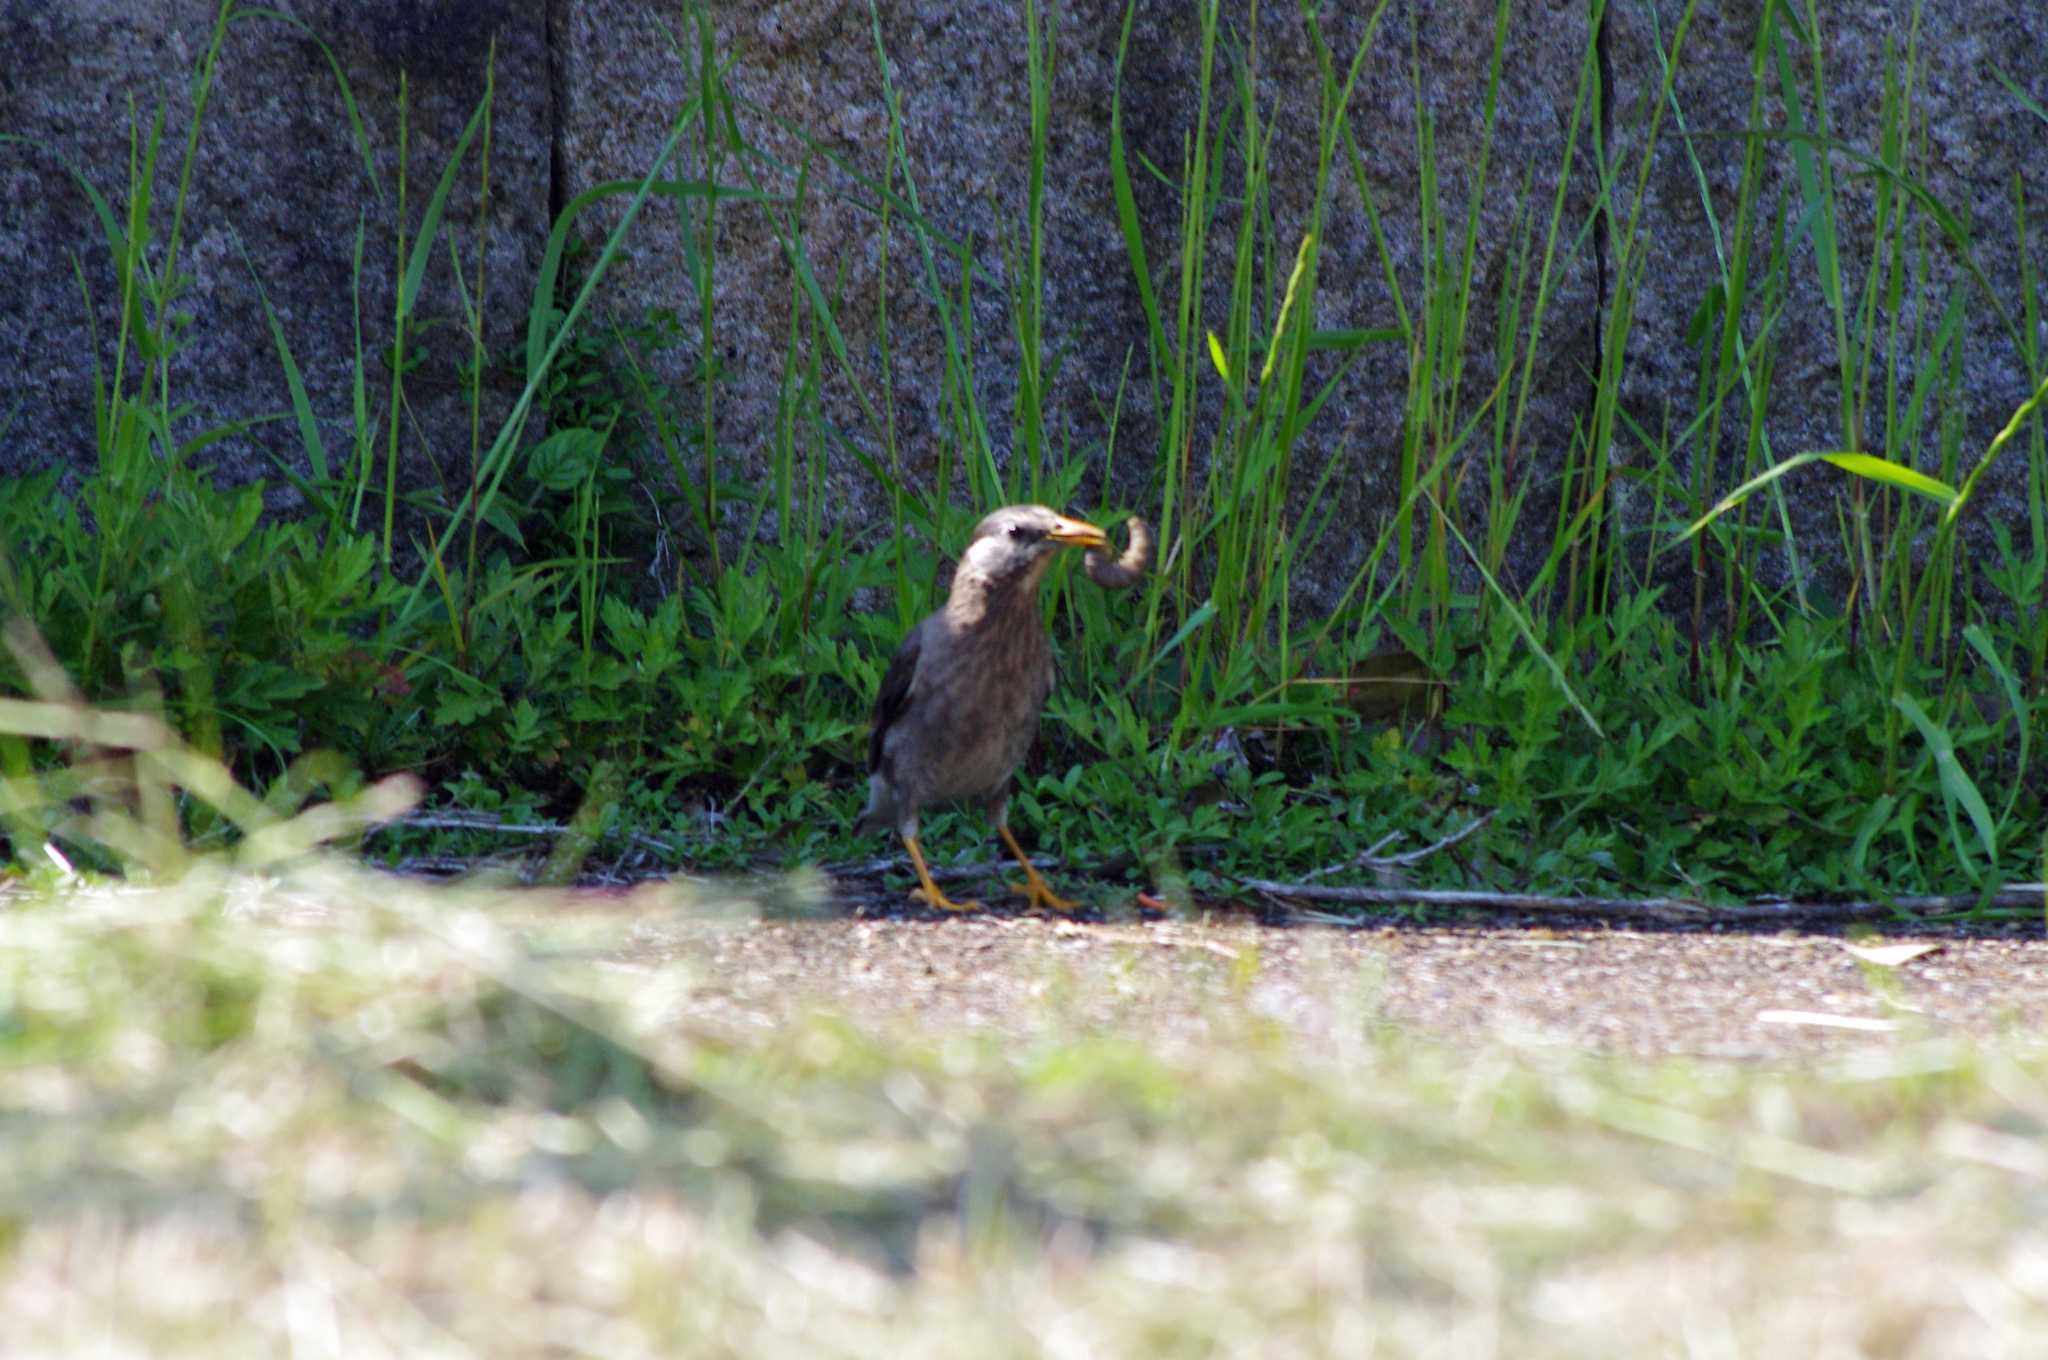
[
  {"x1": 902, "y1": 833, "x2": 983, "y2": 913},
  {"x1": 997, "y1": 824, "x2": 1082, "y2": 913}
]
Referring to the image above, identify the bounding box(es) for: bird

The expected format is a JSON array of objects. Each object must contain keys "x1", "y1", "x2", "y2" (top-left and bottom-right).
[{"x1": 855, "y1": 504, "x2": 1129, "y2": 913}]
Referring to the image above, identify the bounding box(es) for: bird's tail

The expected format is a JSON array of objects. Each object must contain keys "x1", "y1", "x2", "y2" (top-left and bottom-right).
[{"x1": 852, "y1": 783, "x2": 890, "y2": 839}]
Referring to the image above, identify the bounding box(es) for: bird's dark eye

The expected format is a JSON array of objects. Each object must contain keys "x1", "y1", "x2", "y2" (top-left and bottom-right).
[{"x1": 1008, "y1": 523, "x2": 1036, "y2": 540}]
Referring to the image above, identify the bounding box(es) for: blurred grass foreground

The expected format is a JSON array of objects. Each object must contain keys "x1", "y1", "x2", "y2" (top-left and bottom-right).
[
  {"x1": 4, "y1": 617, "x2": 2048, "y2": 1356},
  {"x1": 8, "y1": 856, "x2": 2048, "y2": 1355}
]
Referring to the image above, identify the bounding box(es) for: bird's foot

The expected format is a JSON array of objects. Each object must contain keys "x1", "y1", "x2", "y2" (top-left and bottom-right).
[
  {"x1": 900, "y1": 834, "x2": 982, "y2": 912},
  {"x1": 1007, "y1": 871, "x2": 1083, "y2": 915},
  {"x1": 995, "y1": 825, "x2": 1084, "y2": 913},
  {"x1": 911, "y1": 886, "x2": 985, "y2": 913}
]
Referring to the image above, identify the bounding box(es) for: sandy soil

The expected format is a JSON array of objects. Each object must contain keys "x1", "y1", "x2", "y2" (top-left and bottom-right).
[{"x1": 617, "y1": 909, "x2": 2048, "y2": 1060}]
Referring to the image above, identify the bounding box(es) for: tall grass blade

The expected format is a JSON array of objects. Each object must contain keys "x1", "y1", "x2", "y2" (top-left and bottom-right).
[{"x1": 1893, "y1": 692, "x2": 1997, "y2": 881}]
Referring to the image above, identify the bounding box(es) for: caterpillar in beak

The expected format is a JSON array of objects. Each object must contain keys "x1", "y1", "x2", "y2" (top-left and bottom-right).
[{"x1": 1082, "y1": 516, "x2": 1153, "y2": 590}]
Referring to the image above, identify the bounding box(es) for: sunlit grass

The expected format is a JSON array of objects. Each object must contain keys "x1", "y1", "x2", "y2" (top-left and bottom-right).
[{"x1": 5, "y1": 860, "x2": 2048, "y2": 1357}]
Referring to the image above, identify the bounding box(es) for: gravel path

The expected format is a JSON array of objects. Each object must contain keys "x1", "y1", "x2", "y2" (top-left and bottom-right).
[{"x1": 624, "y1": 913, "x2": 2048, "y2": 1060}]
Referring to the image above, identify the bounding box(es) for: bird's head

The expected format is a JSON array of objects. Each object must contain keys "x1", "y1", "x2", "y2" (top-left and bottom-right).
[{"x1": 948, "y1": 505, "x2": 1109, "y2": 612}]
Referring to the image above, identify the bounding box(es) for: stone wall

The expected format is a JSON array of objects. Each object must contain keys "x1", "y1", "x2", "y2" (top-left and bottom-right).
[
  {"x1": 3, "y1": 0, "x2": 2042, "y2": 600},
  {"x1": 3, "y1": 0, "x2": 549, "y2": 512}
]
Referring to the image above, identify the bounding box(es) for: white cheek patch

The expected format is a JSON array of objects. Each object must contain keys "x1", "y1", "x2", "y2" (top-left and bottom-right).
[{"x1": 960, "y1": 536, "x2": 1013, "y2": 574}]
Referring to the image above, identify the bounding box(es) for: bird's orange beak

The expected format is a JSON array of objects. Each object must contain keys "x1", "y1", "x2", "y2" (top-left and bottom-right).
[{"x1": 1046, "y1": 515, "x2": 1110, "y2": 549}]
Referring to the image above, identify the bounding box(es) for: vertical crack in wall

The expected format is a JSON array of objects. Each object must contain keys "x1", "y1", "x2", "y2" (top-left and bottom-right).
[
  {"x1": 545, "y1": 0, "x2": 568, "y2": 228},
  {"x1": 1591, "y1": 0, "x2": 1613, "y2": 413}
]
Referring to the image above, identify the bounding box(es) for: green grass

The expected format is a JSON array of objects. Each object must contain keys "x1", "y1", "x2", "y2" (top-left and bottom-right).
[{"x1": 0, "y1": 0, "x2": 2044, "y2": 911}]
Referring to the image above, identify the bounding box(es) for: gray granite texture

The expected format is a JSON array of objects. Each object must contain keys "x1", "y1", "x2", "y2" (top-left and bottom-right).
[
  {"x1": 3, "y1": 1, "x2": 2042, "y2": 604},
  {"x1": 1, "y1": 0, "x2": 550, "y2": 516},
  {"x1": 1603, "y1": 1, "x2": 2048, "y2": 607}
]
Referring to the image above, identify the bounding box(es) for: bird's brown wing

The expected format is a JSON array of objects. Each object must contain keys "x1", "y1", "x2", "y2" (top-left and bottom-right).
[{"x1": 868, "y1": 620, "x2": 923, "y2": 774}]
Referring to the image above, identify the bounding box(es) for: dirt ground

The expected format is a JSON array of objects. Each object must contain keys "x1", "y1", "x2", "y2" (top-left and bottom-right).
[{"x1": 619, "y1": 907, "x2": 2048, "y2": 1060}]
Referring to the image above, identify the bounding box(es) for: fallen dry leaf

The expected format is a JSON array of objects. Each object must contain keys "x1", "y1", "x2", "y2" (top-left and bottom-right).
[
  {"x1": 1843, "y1": 941, "x2": 1943, "y2": 968},
  {"x1": 1756, "y1": 1009, "x2": 1900, "y2": 1033}
]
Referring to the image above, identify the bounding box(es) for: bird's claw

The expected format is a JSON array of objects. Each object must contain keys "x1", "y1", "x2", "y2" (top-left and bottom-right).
[
  {"x1": 1007, "y1": 877, "x2": 1083, "y2": 914},
  {"x1": 911, "y1": 887, "x2": 984, "y2": 913}
]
